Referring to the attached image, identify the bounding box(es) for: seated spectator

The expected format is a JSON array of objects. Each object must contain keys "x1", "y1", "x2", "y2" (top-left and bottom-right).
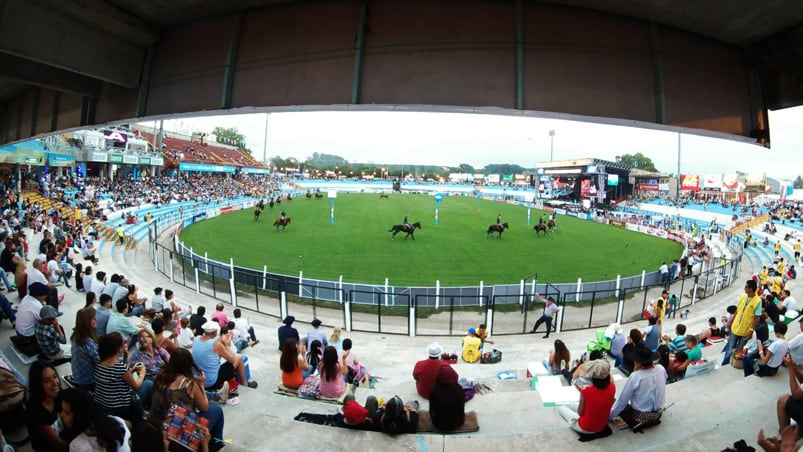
[
  {"x1": 60, "y1": 387, "x2": 130, "y2": 451},
  {"x1": 669, "y1": 335, "x2": 702, "y2": 378},
  {"x1": 232, "y1": 308, "x2": 258, "y2": 346},
  {"x1": 476, "y1": 323, "x2": 495, "y2": 354},
  {"x1": 125, "y1": 284, "x2": 147, "y2": 317},
  {"x1": 305, "y1": 318, "x2": 328, "y2": 349},
  {"x1": 82, "y1": 266, "x2": 94, "y2": 297},
  {"x1": 152, "y1": 317, "x2": 178, "y2": 354},
  {"x1": 543, "y1": 339, "x2": 571, "y2": 376},
  {"x1": 779, "y1": 290, "x2": 798, "y2": 314},
  {"x1": 192, "y1": 321, "x2": 257, "y2": 403},
  {"x1": 35, "y1": 305, "x2": 66, "y2": 361},
  {"x1": 775, "y1": 354, "x2": 803, "y2": 437},
  {"x1": 150, "y1": 287, "x2": 165, "y2": 313},
  {"x1": 375, "y1": 396, "x2": 420, "y2": 435},
  {"x1": 571, "y1": 350, "x2": 604, "y2": 388},
  {"x1": 461, "y1": 328, "x2": 481, "y2": 363},
  {"x1": 304, "y1": 340, "x2": 323, "y2": 379},
  {"x1": 609, "y1": 348, "x2": 667, "y2": 429},
  {"x1": 744, "y1": 322, "x2": 788, "y2": 377},
  {"x1": 341, "y1": 395, "x2": 378, "y2": 430},
  {"x1": 90, "y1": 271, "x2": 106, "y2": 298},
  {"x1": 329, "y1": 327, "x2": 343, "y2": 352},
  {"x1": 94, "y1": 332, "x2": 152, "y2": 423},
  {"x1": 619, "y1": 329, "x2": 646, "y2": 375},
  {"x1": 177, "y1": 317, "x2": 194, "y2": 348},
  {"x1": 129, "y1": 329, "x2": 170, "y2": 381},
  {"x1": 560, "y1": 359, "x2": 615, "y2": 435},
  {"x1": 105, "y1": 299, "x2": 144, "y2": 343},
  {"x1": 226, "y1": 320, "x2": 249, "y2": 352},
  {"x1": 70, "y1": 307, "x2": 99, "y2": 391},
  {"x1": 210, "y1": 303, "x2": 227, "y2": 326},
  {"x1": 643, "y1": 317, "x2": 660, "y2": 351},
  {"x1": 788, "y1": 266, "x2": 797, "y2": 280},
  {"x1": 609, "y1": 324, "x2": 626, "y2": 367},
  {"x1": 696, "y1": 317, "x2": 723, "y2": 343},
  {"x1": 190, "y1": 306, "x2": 207, "y2": 336},
  {"x1": 341, "y1": 338, "x2": 369, "y2": 387},
  {"x1": 95, "y1": 294, "x2": 113, "y2": 336},
  {"x1": 429, "y1": 365, "x2": 465, "y2": 431},
  {"x1": 0, "y1": 290, "x2": 16, "y2": 330},
  {"x1": 147, "y1": 348, "x2": 225, "y2": 451},
  {"x1": 279, "y1": 338, "x2": 308, "y2": 389},
  {"x1": 661, "y1": 324, "x2": 688, "y2": 353},
  {"x1": 413, "y1": 343, "x2": 457, "y2": 399},
  {"x1": 74, "y1": 262, "x2": 84, "y2": 292},
  {"x1": 318, "y1": 345, "x2": 348, "y2": 399},
  {"x1": 26, "y1": 361, "x2": 69, "y2": 451},
  {"x1": 277, "y1": 315, "x2": 299, "y2": 351}
]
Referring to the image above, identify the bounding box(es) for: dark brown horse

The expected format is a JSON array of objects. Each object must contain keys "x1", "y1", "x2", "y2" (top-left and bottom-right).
[
  {"x1": 533, "y1": 223, "x2": 548, "y2": 237},
  {"x1": 273, "y1": 217, "x2": 291, "y2": 231},
  {"x1": 254, "y1": 206, "x2": 263, "y2": 220},
  {"x1": 547, "y1": 219, "x2": 556, "y2": 233},
  {"x1": 487, "y1": 222, "x2": 509, "y2": 238},
  {"x1": 389, "y1": 222, "x2": 421, "y2": 240}
]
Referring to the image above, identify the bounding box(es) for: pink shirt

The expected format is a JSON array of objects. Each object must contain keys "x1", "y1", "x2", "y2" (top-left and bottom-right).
[
  {"x1": 210, "y1": 310, "x2": 229, "y2": 327},
  {"x1": 318, "y1": 363, "x2": 346, "y2": 398}
]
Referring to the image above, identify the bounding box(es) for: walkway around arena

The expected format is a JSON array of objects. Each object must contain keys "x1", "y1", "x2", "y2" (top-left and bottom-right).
[{"x1": 1, "y1": 210, "x2": 799, "y2": 451}]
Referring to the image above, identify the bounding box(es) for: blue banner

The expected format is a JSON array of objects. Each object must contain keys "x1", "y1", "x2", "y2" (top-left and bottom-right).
[
  {"x1": 241, "y1": 167, "x2": 271, "y2": 175},
  {"x1": 179, "y1": 162, "x2": 235, "y2": 173}
]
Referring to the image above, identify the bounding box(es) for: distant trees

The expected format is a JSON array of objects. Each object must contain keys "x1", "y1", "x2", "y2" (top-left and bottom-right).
[
  {"x1": 212, "y1": 126, "x2": 251, "y2": 155},
  {"x1": 618, "y1": 153, "x2": 658, "y2": 172},
  {"x1": 795, "y1": 175, "x2": 803, "y2": 189}
]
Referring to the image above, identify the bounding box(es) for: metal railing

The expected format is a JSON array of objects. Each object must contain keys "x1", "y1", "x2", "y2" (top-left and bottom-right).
[{"x1": 148, "y1": 204, "x2": 744, "y2": 337}]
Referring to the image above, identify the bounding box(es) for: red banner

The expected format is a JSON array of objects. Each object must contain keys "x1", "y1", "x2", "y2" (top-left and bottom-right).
[
  {"x1": 638, "y1": 183, "x2": 659, "y2": 191},
  {"x1": 681, "y1": 174, "x2": 699, "y2": 191}
]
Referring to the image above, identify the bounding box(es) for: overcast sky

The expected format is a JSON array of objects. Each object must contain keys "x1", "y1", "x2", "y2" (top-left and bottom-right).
[{"x1": 149, "y1": 105, "x2": 803, "y2": 180}]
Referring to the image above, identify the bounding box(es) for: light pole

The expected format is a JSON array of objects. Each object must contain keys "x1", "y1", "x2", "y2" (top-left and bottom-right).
[{"x1": 549, "y1": 130, "x2": 556, "y2": 162}]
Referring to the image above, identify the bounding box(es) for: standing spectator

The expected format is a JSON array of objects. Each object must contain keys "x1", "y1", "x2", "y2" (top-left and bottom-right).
[
  {"x1": 667, "y1": 293, "x2": 680, "y2": 319},
  {"x1": 277, "y1": 316, "x2": 298, "y2": 351},
  {"x1": 727, "y1": 280, "x2": 763, "y2": 364},
  {"x1": 659, "y1": 262, "x2": 669, "y2": 286},
  {"x1": 413, "y1": 343, "x2": 457, "y2": 399},
  {"x1": 530, "y1": 293, "x2": 560, "y2": 338}
]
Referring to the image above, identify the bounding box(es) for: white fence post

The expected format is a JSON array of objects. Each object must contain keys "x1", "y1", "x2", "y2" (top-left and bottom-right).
[
  {"x1": 338, "y1": 276, "x2": 343, "y2": 304},
  {"x1": 640, "y1": 270, "x2": 646, "y2": 287},
  {"x1": 262, "y1": 265, "x2": 268, "y2": 290},
  {"x1": 280, "y1": 291, "x2": 287, "y2": 320},
  {"x1": 519, "y1": 280, "x2": 525, "y2": 306},
  {"x1": 435, "y1": 280, "x2": 440, "y2": 310},
  {"x1": 615, "y1": 275, "x2": 621, "y2": 298},
  {"x1": 479, "y1": 281, "x2": 484, "y2": 307},
  {"x1": 344, "y1": 299, "x2": 352, "y2": 332},
  {"x1": 194, "y1": 267, "x2": 200, "y2": 293},
  {"x1": 229, "y1": 258, "x2": 237, "y2": 308},
  {"x1": 576, "y1": 278, "x2": 582, "y2": 303},
  {"x1": 409, "y1": 303, "x2": 416, "y2": 337},
  {"x1": 385, "y1": 278, "x2": 390, "y2": 307},
  {"x1": 204, "y1": 252, "x2": 208, "y2": 273},
  {"x1": 298, "y1": 271, "x2": 303, "y2": 298},
  {"x1": 169, "y1": 254, "x2": 174, "y2": 283}
]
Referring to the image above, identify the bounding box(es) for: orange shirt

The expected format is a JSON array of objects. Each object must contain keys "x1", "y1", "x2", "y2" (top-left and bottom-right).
[{"x1": 282, "y1": 363, "x2": 304, "y2": 389}]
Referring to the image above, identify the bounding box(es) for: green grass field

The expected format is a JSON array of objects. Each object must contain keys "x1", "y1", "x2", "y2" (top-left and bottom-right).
[{"x1": 179, "y1": 194, "x2": 682, "y2": 286}]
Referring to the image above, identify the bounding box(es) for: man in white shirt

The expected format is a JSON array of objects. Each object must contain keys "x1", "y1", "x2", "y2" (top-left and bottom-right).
[
  {"x1": 529, "y1": 293, "x2": 561, "y2": 338},
  {"x1": 27, "y1": 259, "x2": 63, "y2": 311},
  {"x1": 90, "y1": 271, "x2": 107, "y2": 298},
  {"x1": 610, "y1": 348, "x2": 667, "y2": 431},
  {"x1": 780, "y1": 290, "x2": 798, "y2": 314},
  {"x1": 12, "y1": 282, "x2": 51, "y2": 355}
]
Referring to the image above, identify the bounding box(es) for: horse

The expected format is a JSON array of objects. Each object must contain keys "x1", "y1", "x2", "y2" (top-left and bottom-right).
[
  {"x1": 389, "y1": 222, "x2": 421, "y2": 240},
  {"x1": 273, "y1": 217, "x2": 291, "y2": 231},
  {"x1": 305, "y1": 192, "x2": 312, "y2": 200},
  {"x1": 268, "y1": 199, "x2": 275, "y2": 209},
  {"x1": 379, "y1": 193, "x2": 389, "y2": 199},
  {"x1": 547, "y1": 219, "x2": 556, "y2": 233},
  {"x1": 533, "y1": 223, "x2": 549, "y2": 237},
  {"x1": 314, "y1": 192, "x2": 323, "y2": 199},
  {"x1": 487, "y1": 222, "x2": 509, "y2": 238},
  {"x1": 254, "y1": 206, "x2": 263, "y2": 221}
]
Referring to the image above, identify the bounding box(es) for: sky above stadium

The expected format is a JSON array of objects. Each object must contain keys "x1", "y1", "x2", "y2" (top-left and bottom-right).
[{"x1": 150, "y1": 105, "x2": 803, "y2": 180}]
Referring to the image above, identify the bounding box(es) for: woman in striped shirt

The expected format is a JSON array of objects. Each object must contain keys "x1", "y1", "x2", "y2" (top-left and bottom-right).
[{"x1": 94, "y1": 332, "x2": 153, "y2": 423}]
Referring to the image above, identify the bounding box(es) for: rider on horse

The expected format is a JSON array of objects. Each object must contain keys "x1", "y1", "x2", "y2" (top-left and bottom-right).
[
  {"x1": 403, "y1": 215, "x2": 409, "y2": 231},
  {"x1": 497, "y1": 214, "x2": 501, "y2": 225},
  {"x1": 281, "y1": 209, "x2": 287, "y2": 221}
]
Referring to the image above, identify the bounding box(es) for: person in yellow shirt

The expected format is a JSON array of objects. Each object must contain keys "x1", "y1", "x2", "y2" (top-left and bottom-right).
[
  {"x1": 775, "y1": 242, "x2": 782, "y2": 256},
  {"x1": 729, "y1": 279, "x2": 763, "y2": 359},
  {"x1": 778, "y1": 259, "x2": 786, "y2": 276},
  {"x1": 462, "y1": 328, "x2": 481, "y2": 363},
  {"x1": 760, "y1": 266, "x2": 769, "y2": 287},
  {"x1": 771, "y1": 270, "x2": 785, "y2": 295},
  {"x1": 794, "y1": 239, "x2": 801, "y2": 262}
]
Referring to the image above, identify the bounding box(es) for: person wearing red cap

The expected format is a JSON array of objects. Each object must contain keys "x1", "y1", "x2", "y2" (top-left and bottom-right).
[{"x1": 340, "y1": 395, "x2": 378, "y2": 430}]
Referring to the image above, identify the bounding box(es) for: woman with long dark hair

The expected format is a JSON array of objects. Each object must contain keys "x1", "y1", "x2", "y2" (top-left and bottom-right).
[
  {"x1": 318, "y1": 345, "x2": 348, "y2": 398},
  {"x1": 25, "y1": 361, "x2": 67, "y2": 451},
  {"x1": 60, "y1": 387, "x2": 129, "y2": 451},
  {"x1": 147, "y1": 348, "x2": 224, "y2": 451},
  {"x1": 543, "y1": 339, "x2": 571, "y2": 375},
  {"x1": 70, "y1": 307, "x2": 99, "y2": 391},
  {"x1": 94, "y1": 332, "x2": 152, "y2": 422},
  {"x1": 303, "y1": 340, "x2": 322, "y2": 379},
  {"x1": 279, "y1": 338, "x2": 308, "y2": 389}
]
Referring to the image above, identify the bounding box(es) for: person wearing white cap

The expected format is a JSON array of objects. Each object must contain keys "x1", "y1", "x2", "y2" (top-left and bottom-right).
[
  {"x1": 413, "y1": 342, "x2": 457, "y2": 399},
  {"x1": 192, "y1": 320, "x2": 258, "y2": 403},
  {"x1": 559, "y1": 359, "x2": 615, "y2": 436}
]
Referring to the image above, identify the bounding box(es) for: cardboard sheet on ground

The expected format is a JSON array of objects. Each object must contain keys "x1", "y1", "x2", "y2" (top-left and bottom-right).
[
  {"x1": 534, "y1": 375, "x2": 579, "y2": 406},
  {"x1": 274, "y1": 384, "x2": 350, "y2": 404}
]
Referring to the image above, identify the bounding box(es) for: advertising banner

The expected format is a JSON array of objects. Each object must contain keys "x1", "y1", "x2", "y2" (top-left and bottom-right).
[
  {"x1": 721, "y1": 173, "x2": 740, "y2": 192},
  {"x1": 702, "y1": 174, "x2": 722, "y2": 190},
  {"x1": 681, "y1": 174, "x2": 699, "y2": 191},
  {"x1": 638, "y1": 183, "x2": 659, "y2": 191}
]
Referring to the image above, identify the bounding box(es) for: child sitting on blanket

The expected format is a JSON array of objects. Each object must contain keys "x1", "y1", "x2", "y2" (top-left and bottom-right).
[{"x1": 341, "y1": 339, "x2": 370, "y2": 387}]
